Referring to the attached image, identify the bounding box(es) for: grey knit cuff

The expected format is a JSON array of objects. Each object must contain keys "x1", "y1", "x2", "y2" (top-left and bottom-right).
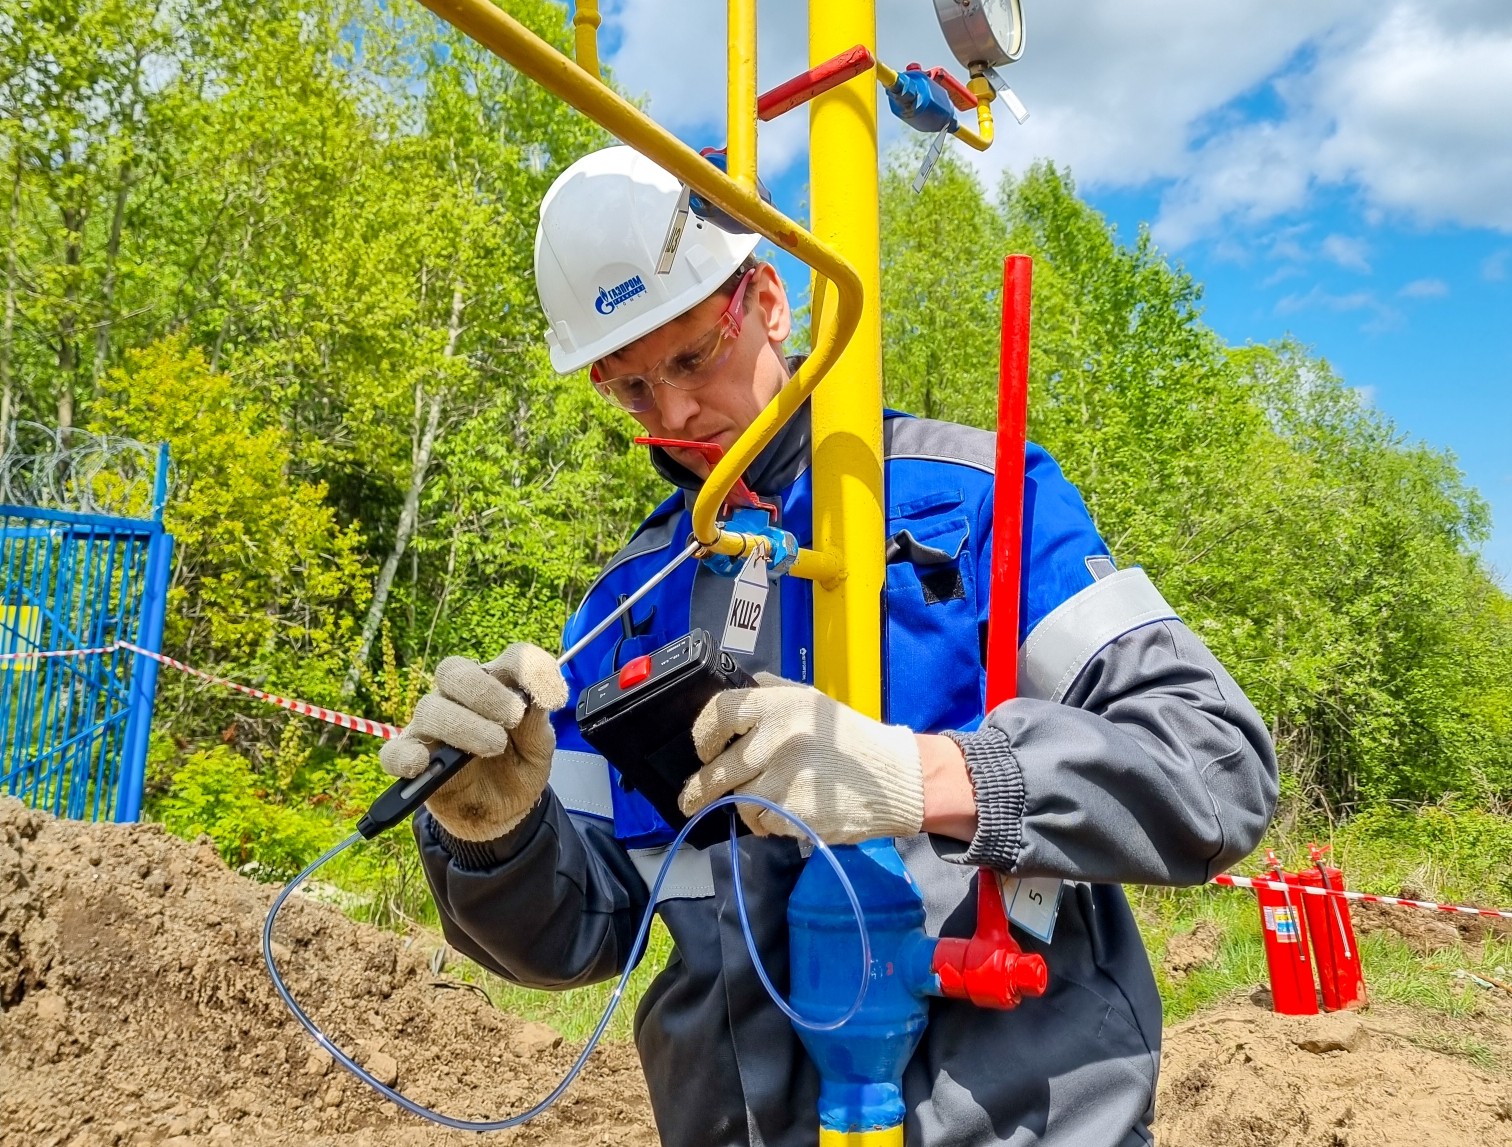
[
  {"x1": 424, "y1": 798, "x2": 548, "y2": 872},
  {"x1": 940, "y1": 726, "x2": 1026, "y2": 871}
]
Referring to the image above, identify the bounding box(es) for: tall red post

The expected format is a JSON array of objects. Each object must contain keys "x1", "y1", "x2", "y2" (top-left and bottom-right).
[{"x1": 986, "y1": 255, "x2": 1032, "y2": 711}]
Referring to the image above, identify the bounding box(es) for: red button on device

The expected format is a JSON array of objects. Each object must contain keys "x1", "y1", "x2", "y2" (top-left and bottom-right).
[{"x1": 618, "y1": 655, "x2": 653, "y2": 690}]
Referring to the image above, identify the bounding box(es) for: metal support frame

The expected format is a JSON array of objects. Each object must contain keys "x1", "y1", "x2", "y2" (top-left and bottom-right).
[{"x1": 1, "y1": 443, "x2": 173, "y2": 822}]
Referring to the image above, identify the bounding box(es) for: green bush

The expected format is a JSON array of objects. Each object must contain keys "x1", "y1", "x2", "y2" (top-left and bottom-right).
[
  {"x1": 154, "y1": 745, "x2": 343, "y2": 880},
  {"x1": 1332, "y1": 800, "x2": 1512, "y2": 907}
]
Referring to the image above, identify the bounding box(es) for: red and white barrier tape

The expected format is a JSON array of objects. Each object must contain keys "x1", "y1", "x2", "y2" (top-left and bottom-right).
[
  {"x1": 0, "y1": 640, "x2": 401, "y2": 740},
  {"x1": 0, "y1": 644, "x2": 118, "y2": 663},
  {"x1": 1211, "y1": 872, "x2": 1512, "y2": 921}
]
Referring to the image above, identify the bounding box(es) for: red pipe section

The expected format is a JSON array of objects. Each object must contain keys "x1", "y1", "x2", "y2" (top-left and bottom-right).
[
  {"x1": 934, "y1": 255, "x2": 1047, "y2": 1010},
  {"x1": 986, "y1": 255, "x2": 1033, "y2": 711}
]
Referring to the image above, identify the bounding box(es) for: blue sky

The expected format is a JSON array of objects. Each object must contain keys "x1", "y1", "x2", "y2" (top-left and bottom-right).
[{"x1": 591, "y1": 0, "x2": 1512, "y2": 582}]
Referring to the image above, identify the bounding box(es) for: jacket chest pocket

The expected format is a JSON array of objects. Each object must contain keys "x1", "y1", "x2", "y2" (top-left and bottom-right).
[{"x1": 883, "y1": 513, "x2": 984, "y2": 730}]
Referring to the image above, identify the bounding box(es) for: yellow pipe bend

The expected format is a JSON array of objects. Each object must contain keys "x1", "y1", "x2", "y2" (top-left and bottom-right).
[
  {"x1": 951, "y1": 74, "x2": 996, "y2": 152},
  {"x1": 413, "y1": 0, "x2": 863, "y2": 586}
]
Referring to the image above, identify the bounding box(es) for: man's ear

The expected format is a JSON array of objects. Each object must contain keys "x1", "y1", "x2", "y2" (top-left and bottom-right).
[{"x1": 753, "y1": 262, "x2": 791, "y2": 345}]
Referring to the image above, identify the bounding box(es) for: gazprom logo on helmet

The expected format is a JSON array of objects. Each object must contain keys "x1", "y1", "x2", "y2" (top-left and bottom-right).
[{"x1": 595, "y1": 275, "x2": 647, "y2": 316}]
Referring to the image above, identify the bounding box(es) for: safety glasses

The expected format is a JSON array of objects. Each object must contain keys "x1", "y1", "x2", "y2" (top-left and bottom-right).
[{"x1": 590, "y1": 267, "x2": 759, "y2": 414}]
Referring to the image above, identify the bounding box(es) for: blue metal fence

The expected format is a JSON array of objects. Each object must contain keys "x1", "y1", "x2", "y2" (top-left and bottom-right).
[{"x1": 0, "y1": 444, "x2": 173, "y2": 822}]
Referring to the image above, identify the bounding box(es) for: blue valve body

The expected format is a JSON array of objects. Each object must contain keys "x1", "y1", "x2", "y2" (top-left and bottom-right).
[
  {"x1": 886, "y1": 70, "x2": 958, "y2": 136},
  {"x1": 788, "y1": 839, "x2": 938, "y2": 1133},
  {"x1": 690, "y1": 148, "x2": 774, "y2": 234},
  {"x1": 702, "y1": 506, "x2": 797, "y2": 577}
]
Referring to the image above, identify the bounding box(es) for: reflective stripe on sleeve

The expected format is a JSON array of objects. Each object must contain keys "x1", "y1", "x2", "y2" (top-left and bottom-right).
[
  {"x1": 1019, "y1": 567, "x2": 1178, "y2": 703},
  {"x1": 547, "y1": 750, "x2": 614, "y2": 821},
  {"x1": 628, "y1": 843, "x2": 716, "y2": 901}
]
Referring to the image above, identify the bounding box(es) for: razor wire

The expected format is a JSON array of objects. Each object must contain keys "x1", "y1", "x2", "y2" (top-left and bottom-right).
[{"x1": 0, "y1": 421, "x2": 172, "y2": 516}]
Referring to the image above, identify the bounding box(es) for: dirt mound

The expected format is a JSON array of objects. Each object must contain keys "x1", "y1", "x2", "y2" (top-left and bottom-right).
[
  {"x1": 1156, "y1": 1004, "x2": 1512, "y2": 1146},
  {"x1": 0, "y1": 797, "x2": 655, "y2": 1147},
  {"x1": 5, "y1": 796, "x2": 1511, "y2": 1147}
]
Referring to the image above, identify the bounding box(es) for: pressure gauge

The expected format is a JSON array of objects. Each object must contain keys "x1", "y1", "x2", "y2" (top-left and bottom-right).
[{"x1": 932, "y1": 0, "x2": 1025, "y2": 70}]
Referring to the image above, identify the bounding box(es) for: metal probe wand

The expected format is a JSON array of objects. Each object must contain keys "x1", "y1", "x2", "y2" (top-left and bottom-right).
[{"x1": 356, "y1": 538, "x2": 702, "y2": 838}]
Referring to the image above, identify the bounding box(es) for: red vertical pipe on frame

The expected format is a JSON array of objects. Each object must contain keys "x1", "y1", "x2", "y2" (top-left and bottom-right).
[{"x1": 986, "y1": 255, "x2": 1033, "y2": 711}]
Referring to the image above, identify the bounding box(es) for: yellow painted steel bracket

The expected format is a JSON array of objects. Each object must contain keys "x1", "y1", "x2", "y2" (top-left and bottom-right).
[{"x1": 415, "y1": 0, "x2": 855, "y2": 588}]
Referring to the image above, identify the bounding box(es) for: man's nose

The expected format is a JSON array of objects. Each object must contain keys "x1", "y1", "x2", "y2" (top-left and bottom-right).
[{"x1": 653, "y1": 381, "x2": 701, "y2": 432}]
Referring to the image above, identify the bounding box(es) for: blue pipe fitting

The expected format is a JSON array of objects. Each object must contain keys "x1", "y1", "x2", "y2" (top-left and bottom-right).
[
  {"x1": 885, "y1": 69, "x2": 958, "y2": 136},
  {"x1": 788, "y1": 839, "x2": 938, "y2": 1134},
  {"x1": 690, "y1": 147, "x2": 774, "y2": 234},
  {"x1": 701, "y1": 506, "x2": 797, "y2": 577}
]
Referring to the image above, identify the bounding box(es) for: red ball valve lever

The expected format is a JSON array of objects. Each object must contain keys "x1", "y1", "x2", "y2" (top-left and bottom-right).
[
  {"x1": 633, "y1": 436, "x2": 777, "y2": 519},
  {"x1": 932, "y1": 870, "x2": 1048, "y2": 1009},
  {"x1": 908, "y1": 62, "x2": 979, "y2": 113}
]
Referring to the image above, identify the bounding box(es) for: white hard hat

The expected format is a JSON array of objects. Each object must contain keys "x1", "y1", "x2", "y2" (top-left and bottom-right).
[{"x1": 534, "y1": 145, "x2": 760, "y2": 375}]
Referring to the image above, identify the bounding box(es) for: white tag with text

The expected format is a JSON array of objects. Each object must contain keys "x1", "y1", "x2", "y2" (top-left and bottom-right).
[
  {"x1": 720, "y1": 551, "x2": 770, "y2": 656},
  {"x1": 999, "y1": 875, "x2": 1064, "y2": 944}
]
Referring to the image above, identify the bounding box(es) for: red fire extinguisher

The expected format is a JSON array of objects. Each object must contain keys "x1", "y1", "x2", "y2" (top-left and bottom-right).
[
  {"x1": 1255, "y1": 849, "x2": 1318, "y2": 1015},
  {"x1": 1293, "y1": 843, "x2": 1367, "y2": 1011}
]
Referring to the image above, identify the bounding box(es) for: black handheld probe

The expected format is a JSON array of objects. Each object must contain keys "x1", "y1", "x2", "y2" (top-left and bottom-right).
[{"x1": 355, "y1": 539, "x2": 700, "y2": 839}]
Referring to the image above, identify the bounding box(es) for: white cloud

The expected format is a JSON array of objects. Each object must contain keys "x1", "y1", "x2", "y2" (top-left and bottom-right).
[
  {"x1": 1276, "y1": 287, "x2": 1376, "y2": 316},
  {"x1": 1321, "y1": 234, "x2": 1371, "y2": 273},
  {"x1": 602, "y1": 0, "x2": 1512, "y2": 248},
  {"x1": 1399, "y1": 278, "x2": 1449, "y2": 299},
  {"x1": 1274, "y1": 285, "x2": 1400, "y2": 331},
  {"x1": 1484, "y1": 250, "x2": 1511, "y2": 281}
]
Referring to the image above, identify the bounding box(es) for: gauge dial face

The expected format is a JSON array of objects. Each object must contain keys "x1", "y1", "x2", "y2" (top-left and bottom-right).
[{"x1": 932, "y1": 0, "x2": 1025, "y2": 70}]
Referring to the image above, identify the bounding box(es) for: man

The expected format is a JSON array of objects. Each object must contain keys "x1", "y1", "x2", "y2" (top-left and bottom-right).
[{"x1": 380, "y1": 145, "x2": 1277, "y2": 1146}]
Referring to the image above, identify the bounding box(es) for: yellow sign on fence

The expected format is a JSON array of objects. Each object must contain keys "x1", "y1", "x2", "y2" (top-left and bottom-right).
[{"x1": 0, "y1": 605, "x2": 42, "y2": 671}]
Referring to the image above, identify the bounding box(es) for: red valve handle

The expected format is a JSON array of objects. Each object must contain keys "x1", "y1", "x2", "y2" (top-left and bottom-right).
[
  {"x1": 905, "y1": 62, "x2": 979, "y2": 113},
  {"x1": 932, "y1": 871, "x2": 1048, "y2": 1009},
  {"x1": 633, "y1": 436, "x2": 776, "y2": 519}
]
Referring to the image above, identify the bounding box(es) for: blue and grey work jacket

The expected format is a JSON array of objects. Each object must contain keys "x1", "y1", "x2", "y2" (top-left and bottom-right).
[{"x1": 416, "y1": 405, "x2": 1278, "y2": 1147}]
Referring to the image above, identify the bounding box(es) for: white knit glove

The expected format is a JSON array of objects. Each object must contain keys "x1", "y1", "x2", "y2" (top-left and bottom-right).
[
  {"x1": 378, "y1": 643, "x2": 568, "y2": 841},
  {"x1": 680, "y1": 674, "x2": 924, "y2": 844}
]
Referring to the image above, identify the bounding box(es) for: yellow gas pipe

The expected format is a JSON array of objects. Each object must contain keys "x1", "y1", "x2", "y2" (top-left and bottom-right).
[
  {"x1": 410, "y1": 0, "x2": 855, "y2": 589},
  {"x1": 572, "y1": 0, "x2": 600, "y2": 78},
  {"x1": 727, "y1": 0, "x2": 757, "y2": 190},
  {"x1": 809, "y1": 0, "x2": 885, "y2": 717}
]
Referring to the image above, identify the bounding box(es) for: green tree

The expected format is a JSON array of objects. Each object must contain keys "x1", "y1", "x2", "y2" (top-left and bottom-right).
[
  {"x1": 90, "y1": 336, "x2": 370, "y2": 731},
  {"x1": 879, "y1": 149, "x2": 1512, "y2": 811}
]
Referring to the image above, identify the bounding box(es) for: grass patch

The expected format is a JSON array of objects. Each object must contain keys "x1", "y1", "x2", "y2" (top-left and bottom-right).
[
  {"x1": 1132, "y1": 886, "x2": 1267, "y2": 1022},
  {"x1": 1400, "y1": 1030, "x2": 1500, "y2": 1071},
  {"x1": 453, "y1": 921, "x2": 677, "y2": 1044}
]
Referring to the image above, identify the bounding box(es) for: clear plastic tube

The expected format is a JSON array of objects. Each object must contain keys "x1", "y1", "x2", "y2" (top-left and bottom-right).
[{"x1": 262, "y1": 792, "x2": 871, "y2": 1131}]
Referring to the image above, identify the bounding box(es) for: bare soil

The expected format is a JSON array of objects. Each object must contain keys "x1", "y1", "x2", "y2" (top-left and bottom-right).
[
  {"x1": 4, "y1": 796, "x2": 1510, "y2": 1147},
  {"x1": 0, "y1": 798, "x2": 654, "y2": 1147}
]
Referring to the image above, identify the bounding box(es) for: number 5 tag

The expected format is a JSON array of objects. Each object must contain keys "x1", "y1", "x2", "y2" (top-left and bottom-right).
[{"x1": 998, "y1": 875, "x2": 1064, "y2": 943}]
